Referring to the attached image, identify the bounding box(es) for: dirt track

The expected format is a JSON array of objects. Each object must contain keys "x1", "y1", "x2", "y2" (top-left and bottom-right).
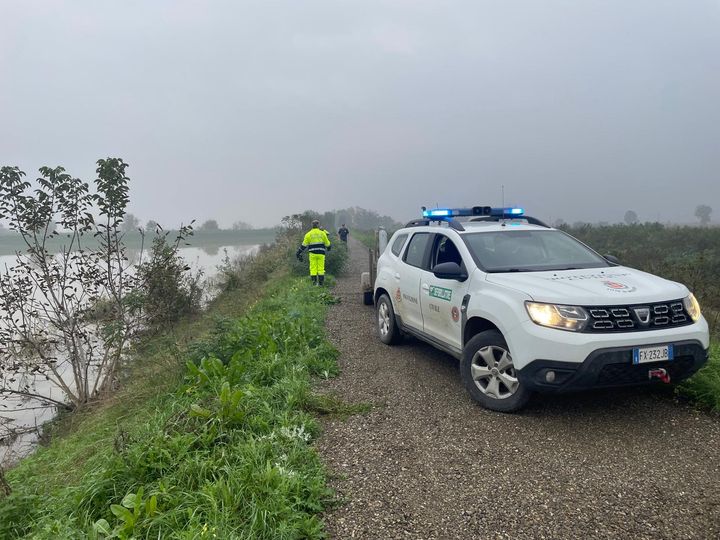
[{"x1": 317, "y1": 238, "x2": 720, "y2": 540}]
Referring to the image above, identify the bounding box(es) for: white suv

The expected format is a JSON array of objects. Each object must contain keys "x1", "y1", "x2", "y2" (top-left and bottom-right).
[{"x1": 373, "y1": 208, "x2": 709, "y2": 412}]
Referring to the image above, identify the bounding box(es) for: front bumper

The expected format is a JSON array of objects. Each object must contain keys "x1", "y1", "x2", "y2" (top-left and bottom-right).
[
  {"x1": 506, "y1": 316, "x2": 710, "y2": 368},
  {"x1": 517, "y1": 340, "x2": 708, "y2": 393}
]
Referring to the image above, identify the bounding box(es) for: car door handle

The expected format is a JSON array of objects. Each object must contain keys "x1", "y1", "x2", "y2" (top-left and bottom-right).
[
  {"x1": 394, "y1": 273, "x2": 400, "y2": 280},
  {"x1": 421, "y1": 283, "x2": 429, "y2": 291}
]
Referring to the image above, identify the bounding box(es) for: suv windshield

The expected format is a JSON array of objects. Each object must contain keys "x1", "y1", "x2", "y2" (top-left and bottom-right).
[{"x1": 463, "y1": 230, "x2": 609, "y2": 272}]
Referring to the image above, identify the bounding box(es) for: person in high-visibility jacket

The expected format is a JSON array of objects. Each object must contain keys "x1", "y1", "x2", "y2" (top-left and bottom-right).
[{"x1": 296, "y1": 220, "x2": 331, "y2": 285}]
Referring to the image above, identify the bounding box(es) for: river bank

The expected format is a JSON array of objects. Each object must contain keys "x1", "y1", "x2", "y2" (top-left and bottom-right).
[{"x1": 0, "y1": 241, "x2": 351, "y2": 538}]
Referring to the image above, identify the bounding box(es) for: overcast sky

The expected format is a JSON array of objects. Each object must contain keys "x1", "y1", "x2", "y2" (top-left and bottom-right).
[{"x1": 1, "y1": 1, "x2": 718, "y2": 227}]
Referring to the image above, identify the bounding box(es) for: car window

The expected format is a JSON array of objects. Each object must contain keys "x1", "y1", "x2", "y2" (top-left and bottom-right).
[
  {"x1": 463, "y1": 230, "x2": 608, "y2": 272},
  {"x1": 432, "y1": 235, "x2": 463, "y2": 267},
  {"x1": 403, "y1": 232, "x2": 431, "y2": 268},
  {"x1": 391, "y1": 234, "x2": 408, "y2": 257}
]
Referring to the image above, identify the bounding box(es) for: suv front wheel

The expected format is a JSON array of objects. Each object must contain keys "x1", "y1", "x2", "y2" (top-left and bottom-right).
[{"x1": 461, "y1": 330, "x2": 531, "y2": 412}]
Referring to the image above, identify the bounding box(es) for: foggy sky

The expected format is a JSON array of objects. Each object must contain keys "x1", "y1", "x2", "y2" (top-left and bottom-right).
[{"x1": 1, "y1": 1, "x2": 719, "y2": 228}]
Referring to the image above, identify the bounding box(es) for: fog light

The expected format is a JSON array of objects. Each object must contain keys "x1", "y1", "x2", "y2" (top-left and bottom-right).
[{"x1": 545, "y1": 370, "x2": 556, "y2": 383}]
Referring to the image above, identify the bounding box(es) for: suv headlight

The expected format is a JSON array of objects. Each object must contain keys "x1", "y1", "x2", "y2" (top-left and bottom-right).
[
  {"x1": 525, "y1": 302, "x2": 589, "y2": 332},
  {"x1": 683, "y1": 293, "x2": 702, "y2": 322}
]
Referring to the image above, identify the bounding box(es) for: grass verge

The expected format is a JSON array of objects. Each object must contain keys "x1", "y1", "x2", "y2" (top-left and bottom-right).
[
  {"x1": 677, "y1": 344, "x2": 720, "y2": 412},
  {"x1": 1, "y1": 272, "x2": 350, "y2": 538}
]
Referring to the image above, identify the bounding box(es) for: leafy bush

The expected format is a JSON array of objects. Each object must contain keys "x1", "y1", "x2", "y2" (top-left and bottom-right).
[
  {"x1": 136, "y1": 226, "x2": 204, "y2": 327},
  {"x1": 214, "y1": 243, "x2": 286, "y2": 293},
  {"x1": 215, "y1": 249, "x2": 247, "y2": 292}
]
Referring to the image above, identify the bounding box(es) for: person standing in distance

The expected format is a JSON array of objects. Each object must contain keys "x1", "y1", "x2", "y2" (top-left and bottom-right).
[
  {"x1": 338, "y1": 223, "x2": 349, "y2": 244},
  {"x1": 296, "y1": 220, "x2": 331, "y2": 286}
]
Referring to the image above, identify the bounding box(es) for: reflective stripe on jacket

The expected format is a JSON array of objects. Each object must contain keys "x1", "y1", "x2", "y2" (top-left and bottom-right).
[{"x1": 302, "y1": 228, "x2": 331, "y2": 254}]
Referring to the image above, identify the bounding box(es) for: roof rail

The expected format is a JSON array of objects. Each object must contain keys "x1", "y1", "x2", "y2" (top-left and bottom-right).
[
  {"x1": 405, "y1": 219, "x2": 429, "y2": 227},
  {"x1": 405, "y1": 218, "x2": 466, "y2": 231},
  {"x1": 469, "y1": 216, "x2": 550, "y2": 228},
  {"x1": 447, "y1": 220, "x2": 465, "y2": 231}
]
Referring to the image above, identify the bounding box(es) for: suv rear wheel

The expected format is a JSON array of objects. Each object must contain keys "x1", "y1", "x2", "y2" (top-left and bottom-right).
[
  {"x1": 461, "y1": 330, "x2": 531, "y2": 412},
  {"x1": 376, "y1": 294, "x2": 401, "y2": 345}
]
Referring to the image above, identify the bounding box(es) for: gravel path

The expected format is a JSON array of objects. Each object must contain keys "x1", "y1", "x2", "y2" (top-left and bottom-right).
[{"x1": 316, "y1": 238, "x2": 720, "y2": 540}]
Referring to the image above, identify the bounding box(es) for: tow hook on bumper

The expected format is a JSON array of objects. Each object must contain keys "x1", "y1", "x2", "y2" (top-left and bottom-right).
[{"x1": 648, "y1": 368, "x2": 671, "y2": 384}]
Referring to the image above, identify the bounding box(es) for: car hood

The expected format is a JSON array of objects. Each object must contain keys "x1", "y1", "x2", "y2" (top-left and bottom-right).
[{"x1": 484, "y1": 266, "x2": 688, "y2": 305}]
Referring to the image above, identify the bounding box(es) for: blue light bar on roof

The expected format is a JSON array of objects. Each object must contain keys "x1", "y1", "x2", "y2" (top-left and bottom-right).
[
  {"x1": 422, "y1": 206, "x2": 525, "y2": 219},
  {"x1": 425, "y1": 209, "x2": 451, "y2": 217},
  {"x1": 487, "y1": 207, "x2": 525, "y2": 217}
]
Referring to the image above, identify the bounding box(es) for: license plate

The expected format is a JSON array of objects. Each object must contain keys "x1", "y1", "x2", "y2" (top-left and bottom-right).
[{"x1": 633, "y1": 344, "x2": 674, "y2": 364}]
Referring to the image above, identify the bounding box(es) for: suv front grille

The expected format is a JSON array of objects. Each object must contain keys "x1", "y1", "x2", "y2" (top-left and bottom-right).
[{"x1": 584, "y1": 300, "x2": 692, "y2": 333}]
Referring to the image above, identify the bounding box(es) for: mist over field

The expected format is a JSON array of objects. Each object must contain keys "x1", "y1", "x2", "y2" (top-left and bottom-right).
[{"x1": 1, "y1": 1, "x2": 718, "y2": 226}]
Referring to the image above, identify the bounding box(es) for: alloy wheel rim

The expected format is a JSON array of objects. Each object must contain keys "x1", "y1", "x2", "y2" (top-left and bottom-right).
[
  {"x1": 470, "y1": 345, "x2": 519, "y2": 399},
  {"x1": 378, "y1": 302, "x2": 390, "y2": 336}
]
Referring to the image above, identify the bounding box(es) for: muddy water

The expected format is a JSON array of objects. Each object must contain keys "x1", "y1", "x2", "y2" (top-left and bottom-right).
[{"x1": 0, "y1": 243, "x2": 259, "y2": 464}]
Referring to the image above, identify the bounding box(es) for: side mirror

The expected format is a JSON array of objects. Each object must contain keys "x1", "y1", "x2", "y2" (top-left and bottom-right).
[
  {"x1": 604, "y1": 254, "x2": 620, "y2": 265},
  {"x1": 432, "y1": 261, "x2": 468, "y2": 281}
]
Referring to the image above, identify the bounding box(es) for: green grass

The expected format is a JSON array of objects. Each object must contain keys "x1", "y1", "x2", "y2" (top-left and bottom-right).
[
  {"x1": 678, "y1": 344, "x2": 720, "y2": 412},
  {"x1": 0, "y1": 254, "x2": 358, "y2": 538},
  {"x1": 304, "y1": 393, "x2": 373, "y2": 419}
]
